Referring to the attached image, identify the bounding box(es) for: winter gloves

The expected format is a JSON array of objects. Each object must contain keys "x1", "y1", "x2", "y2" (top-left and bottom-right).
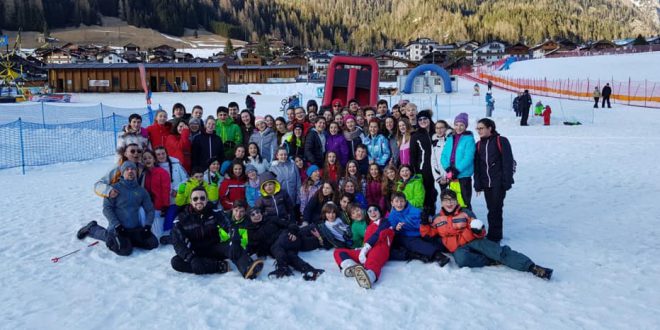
[
  {"x1": 359, "y1": 244, "x2": 372, "y2": 264},
  {"x1": 445, "y1": 166, "x2": 460, "y2": 180},
  {"x1": 470, "y1": 219, "x2": 485, "y2": 234}
]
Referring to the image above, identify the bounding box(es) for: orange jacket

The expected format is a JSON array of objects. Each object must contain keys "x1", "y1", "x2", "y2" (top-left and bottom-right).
[{"x1": 420, "y1": 208, "x2": 486, "y2": 253}]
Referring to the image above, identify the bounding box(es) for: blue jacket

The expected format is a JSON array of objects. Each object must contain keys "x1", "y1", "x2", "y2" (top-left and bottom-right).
[
  {"x1": 441, "y1": 131, "x2": 475, "y2": 178},
  {"x1": 363, "y1": 134, "x2": 391, "y2": 166},
  {"x1": 388, "y1": 203, "x2": 422, "y2": 237},
  {"x1": 103, "y1": 177, "x2": 154, "y2": 231}
]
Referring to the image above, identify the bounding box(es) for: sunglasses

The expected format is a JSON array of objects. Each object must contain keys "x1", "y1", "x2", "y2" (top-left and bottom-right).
[
  {"x1": 192, "y1": 196, "x2": 207, "y2": 202},
  {"x1": 128, "y1": 149, "x2": 142, "y2": 154}
]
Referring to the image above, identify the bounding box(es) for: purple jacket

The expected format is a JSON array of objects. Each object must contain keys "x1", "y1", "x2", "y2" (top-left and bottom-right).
[{"x1": 326, "y1": 133, "x2": 350, "y2": 167}]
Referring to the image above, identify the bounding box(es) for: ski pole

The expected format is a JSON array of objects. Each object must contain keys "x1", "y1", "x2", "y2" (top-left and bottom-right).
[{"x1": 51, "y1": 241, "x2": 100, "y2": 263}]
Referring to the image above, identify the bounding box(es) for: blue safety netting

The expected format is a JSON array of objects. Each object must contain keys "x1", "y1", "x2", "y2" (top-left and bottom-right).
[{"x1": 0, "y1": 107, "x2": 153, "y2": 172}]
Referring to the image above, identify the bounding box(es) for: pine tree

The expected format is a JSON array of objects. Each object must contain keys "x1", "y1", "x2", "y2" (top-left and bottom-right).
[{"x1": 224, "y1": 38, "x2": 234, "y2": 55}]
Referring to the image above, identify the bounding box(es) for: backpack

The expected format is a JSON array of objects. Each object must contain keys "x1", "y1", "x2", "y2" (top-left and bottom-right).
[{"x1": 477, "y1": 136, "x2": 517, "y2": 175}]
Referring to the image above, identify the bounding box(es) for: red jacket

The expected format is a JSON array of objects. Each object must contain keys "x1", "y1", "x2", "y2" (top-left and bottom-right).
[
  {"x1": 321, "y1": 164, "x2": 339, "y2": 185},
  {"x1": 147, "y1": 122, "x2": 172, "y2": 149},
  {"x1": 420, "y1": 207, "x2": 485, "y2": 252},
  {"x1": 165, "y1": 128, "x2": 191, "y2": 173},
  {"x1": 218, "y1": 177, "x2": 247, "y2": 210},
  {"x1": 287, "y1": 119, "x2": 312, "y2": 136},
  {"x1": 144, "y1": 167, "x2": 171, "y2": 211}
]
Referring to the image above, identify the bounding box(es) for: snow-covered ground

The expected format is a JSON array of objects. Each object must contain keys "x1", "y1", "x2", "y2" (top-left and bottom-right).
[{"x1": 2, "y1": 55, "x2": 660, "y2": 329}]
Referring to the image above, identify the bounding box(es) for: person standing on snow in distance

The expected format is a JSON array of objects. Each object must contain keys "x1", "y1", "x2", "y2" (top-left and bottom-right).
[
  {"x1": 473, "y1": 118, "x2": 514, "y2": 243},
  {"x1": 333, "y1": 204, "x2": 395, "y2": 289},
  {"x1": 518, "y1": 90, "x2": 532, "y2": 126},
  {"x1": 441, "y1": 112, "x2": 476, "y2": 210},
  {"x1": 593, "y1": 87, "x2": 601, "y2": 108},
  {"x1": 424, "y1": 190, "x2": 553, "y2": 280},
  {"x1": 485, "y1": 92, "x2": 495, "y2": 117},
  {"x1": 487, "y1": 80, "x2": 493, "y2": 91},
  {"x1": 410, "y1": 109, "x2": 437, "y2": 219},
  {"x1": 601, "y1": 83, "x2": 612, "y2": 108},
  {"x1": 77, "y1": 161, "x2": 159, "y2": 256},
  {"x1": 304, "y1": 117, "x2": 327, "y2": 168},
  {"x1": 170, "y1": 190, "x2": 264, "y2": 278},
  {"x1": 191, "y1": 116, "x2": 225, "y2": 171}
]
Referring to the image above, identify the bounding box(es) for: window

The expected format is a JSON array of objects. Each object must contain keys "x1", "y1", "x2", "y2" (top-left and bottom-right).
[
  {"x1": 112, "y1": 77, "x2": 120, "y2": 87},
  {"x1": 191, "y1": 76, "x2": 197, "y2": 86}
]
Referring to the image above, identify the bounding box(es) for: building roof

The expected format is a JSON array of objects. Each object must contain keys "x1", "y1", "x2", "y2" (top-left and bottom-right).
[{"x1": 46, "y1": 62, "x2": 226, "y2": 69}]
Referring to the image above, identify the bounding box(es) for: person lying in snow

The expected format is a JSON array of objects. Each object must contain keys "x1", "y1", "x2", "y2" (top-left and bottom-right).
[{"x1": 422, "y1": 190, "x2": 553, "y2": 280}]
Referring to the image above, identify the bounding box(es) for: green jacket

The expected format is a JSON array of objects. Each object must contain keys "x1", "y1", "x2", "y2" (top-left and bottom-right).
[
  {"x1": 175, "y1": 178, "x2": 214, "y2": 207},
  {"x1": 218, "y1": 215, "x2": 248, "y2": 249},
  {"x1": 351, "y1": 220, "x2": 367, "y2": 248},
  {"x1": 215, "y1": 117, "x2": 242, "y2": 159},
  {"x1": 396, "y1": 174, "x2": 425, "y2": 209}
]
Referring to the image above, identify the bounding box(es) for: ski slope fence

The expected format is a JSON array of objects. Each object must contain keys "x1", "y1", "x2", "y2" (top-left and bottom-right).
[
  {"x1": 463, "y1": 71, "x2": 660, "y2": 109},
  {"x1": 0, "y1": 103, "x2": 149, "y2": 173}
]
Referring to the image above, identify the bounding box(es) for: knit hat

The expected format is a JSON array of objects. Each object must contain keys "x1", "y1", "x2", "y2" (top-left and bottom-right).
[
  {"x1": 255, "y1": 116, "x2": 266, "y2": 125},
  {"x1": 454, "y1": 112, "x2": 469, "y2": 127},
  {"x1": 188, "y1": 117, "x2": 202, "y2": 126},
  {"x1": 220, "y1": 160, "x2": 232, "y2": 176},
  {"x1": 245, "y1": 164, "x2": 257, "y2": 174},
  {"x1": 120, "y1": 161, "x2": 137, "y2": 173},
  {"x1": 306, "y1": 165, "x2": 320, "y2": 177},
  {"x1": 343, "y1": 114, "x2": 356, "y2": 123},
  {"x1": 417, "y1": 110, "x2": 432, "y2": 121}
]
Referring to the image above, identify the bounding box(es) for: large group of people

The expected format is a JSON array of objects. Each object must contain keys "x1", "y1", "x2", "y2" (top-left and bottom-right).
[{"x1": 77, "y1": 98, "x2": 552, "y2": 289}]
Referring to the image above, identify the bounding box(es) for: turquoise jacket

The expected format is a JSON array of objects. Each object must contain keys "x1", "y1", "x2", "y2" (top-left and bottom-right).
[{"x1": 441, "y1": 131, "x2": 475, "y2": 178}]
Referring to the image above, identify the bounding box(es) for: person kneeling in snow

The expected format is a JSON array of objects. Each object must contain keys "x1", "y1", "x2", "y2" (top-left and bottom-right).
[
  {"x1": 169, "y1": 189, "x2": 264, "y2": 278},
  {"x1": 429, "y1": 190, "x2": 553, "y2": 280},
  {"x1": 77, "y1": 161, "x2": 158, "y2": 256},
  {"x1": 333, "y1": 205, "x2": 394, "y2": 289}
]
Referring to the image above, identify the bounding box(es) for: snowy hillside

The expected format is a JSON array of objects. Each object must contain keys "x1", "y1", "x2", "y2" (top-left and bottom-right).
[
  {"x1": 2, "y1": 54, "x2": 660, "y2": 329},
  {"x1": 503, "y1": 52, "x2": 660, "y2": 81}
]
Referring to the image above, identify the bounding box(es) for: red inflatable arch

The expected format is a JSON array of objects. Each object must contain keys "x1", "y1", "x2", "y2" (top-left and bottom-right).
[{"x1": 322, "y1": 56, "x2": 379, "y2": 108}]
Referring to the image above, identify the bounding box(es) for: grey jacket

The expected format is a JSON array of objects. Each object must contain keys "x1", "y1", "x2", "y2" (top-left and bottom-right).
[
  {"x1": 103, "y1": 177, "x2": 154, "y2": 230},
  {"x1": 249, "y1": 127, "x2": 277, "y2": 163},
  {"x1": 269, "y1": 160, "x2": 301, "y2": 204}
]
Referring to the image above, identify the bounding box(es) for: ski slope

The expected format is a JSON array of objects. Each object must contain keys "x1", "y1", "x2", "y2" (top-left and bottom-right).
[{"x1": 1, "y1": 54, "x2": 660, "y2": 329}]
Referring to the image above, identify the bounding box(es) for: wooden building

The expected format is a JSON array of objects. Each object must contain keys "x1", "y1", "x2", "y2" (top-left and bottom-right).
[
  {"x1": 227, "y1": 65, "x2": 299, "y2": 83},
  {"x1": 47, "y1": 62, "x2": 228, "y2": 93},
  {"x1": 506, "y1": 43, "x2": 531, "y2": 58}
]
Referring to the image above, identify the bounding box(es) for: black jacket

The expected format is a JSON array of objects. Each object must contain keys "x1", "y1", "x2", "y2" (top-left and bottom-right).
[
  {"x1": 245, "y1": 218, "x2": 290, "y2": 256},
  {"x1": 602, "y1": 85, "x2": 612, "y2": 97},
  {"x1": 304, "y1": 128, "x2": 325, "y2": 167},
  {"x1": 191, "y1": 132, "x2": 225, "y2": 170},
  {"x1": 171, "y1": 205, "x2": 230, "y2": 262},
  {"x1": 473, "y1": 134, "x2": 514, "y2": 191},
  {"x1": 410, "y1": 128, "x2": 434, "y2": 177},
  {"x1": 517, "y1": 93, "x2": 532, "y2": 111}
]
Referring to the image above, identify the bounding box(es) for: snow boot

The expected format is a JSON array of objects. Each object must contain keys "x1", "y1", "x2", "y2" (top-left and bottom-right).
[
  {"x1": 354, "y1": 266, "x2": 376, "y2": 289},
  {"x1": 301, "y1": 266, "x2": 325, "y2": 281},
  {"x1": 244, "y1": 259, "x2": 264, "y2": 280},
  {"x1": 268, "y1": 262, "x2": 294, "y2": 279},
  {"x1": 529, "y1": 264, "x2": 553, "y2": 280},
  {"x1": 340, "y1": 259, "x2": 359, "y2": 277},
  {"x1": 217, "y1": 260, "x2": 230, "y2": 274},
  {"x1": 77, "y1": 221, "x2": 97, "y2": 240},
  {"x1": 432, "y1": 251, "x2": 450, "y2": 267}
]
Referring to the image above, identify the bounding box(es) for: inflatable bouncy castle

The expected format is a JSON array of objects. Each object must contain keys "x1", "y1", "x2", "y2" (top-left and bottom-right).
[{"x1": 322, "y1": 56, "x2": 379, "y2": 108}]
